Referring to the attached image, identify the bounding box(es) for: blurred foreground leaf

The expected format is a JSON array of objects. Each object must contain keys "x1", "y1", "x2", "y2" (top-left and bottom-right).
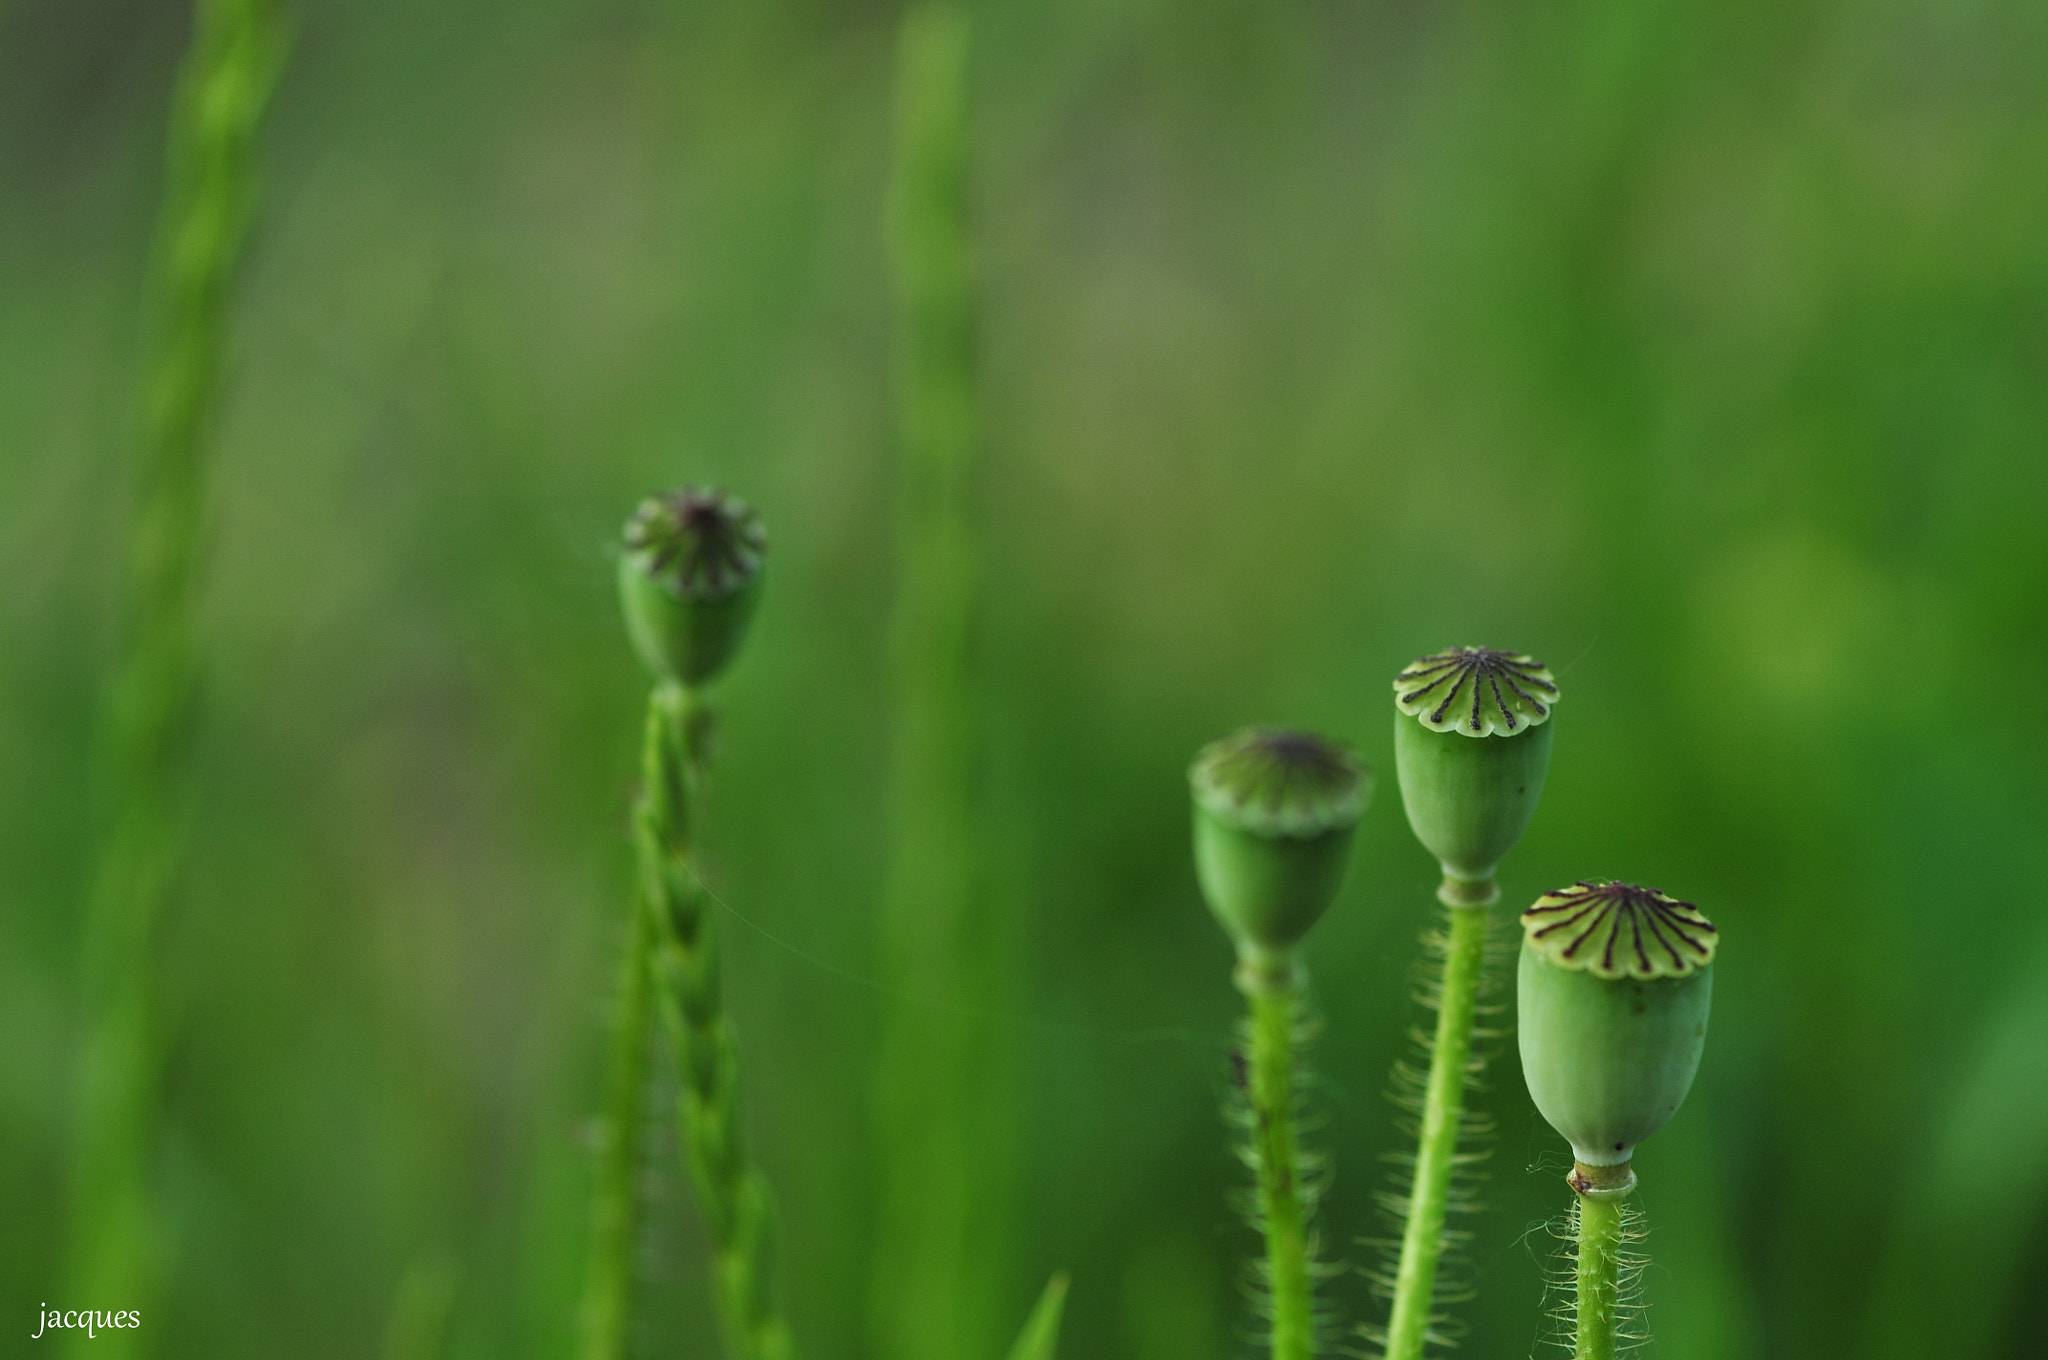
[
  {"x1": 1862, "y1": 939, "x2": 2048, "y2": 1360},
  {"x1": 1003, "y1": 1272, "x2": 1068, "y2": 1360}
]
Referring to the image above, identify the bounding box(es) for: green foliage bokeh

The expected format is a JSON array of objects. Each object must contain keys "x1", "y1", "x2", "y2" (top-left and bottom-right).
[{"x1": 4, "y1": 1, "x2": 2047, "y2": 1357}]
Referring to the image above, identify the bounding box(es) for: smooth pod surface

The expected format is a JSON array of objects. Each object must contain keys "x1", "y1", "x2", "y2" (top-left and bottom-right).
[
  {"x1": 1193, "y1": 808, "x2": 1357, "y2": 960},
  {"x1": 619, "y1": 554, "x2": 764, "y2": 688},
  {"x1": 1394, "y1": 713, "x2": 1552, "y2": 882},
  {"x1": 1188, "y1": 727, "x2": 1368, "y2": 974}
]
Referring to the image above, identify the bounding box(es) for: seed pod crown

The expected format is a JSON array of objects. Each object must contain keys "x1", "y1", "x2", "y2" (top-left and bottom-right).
[
  {"x1": 1394, "y1": 647, "x2": 1558, "y2": 738},
  {"x1": 1391, "y1": 646, "x2": 1557, "y2": 883},
  {"x1": 624, "y1": 487, "x2": 767, "y2": 601},
  {"x1": 618, "y1": 486, "x2": 768, "y2": 687},
  {"x1": 1191, "y1": 728, "x2": 1370, "y2": 839},
  {"x1": 1189, "y1": 728, "x2": 1369, "y2": 982},
  {"x1": 1521, "y1": 882, "x2": 1717, "y2": 981}
]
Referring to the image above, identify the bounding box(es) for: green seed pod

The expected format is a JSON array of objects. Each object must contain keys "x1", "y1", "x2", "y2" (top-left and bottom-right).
[
  {"x1": 1517, "y1": 881, "x2": 1717, "y2": 1168},
  {"x1": 1190, "y1": 728, "x2": 1370, "y2": 988},
  {"x1": 617, "y1": 487, "x2": 768, "y2": 688},
  {"x1": 1392, "y1": 647, "x2": 1558, "y2": 884}
]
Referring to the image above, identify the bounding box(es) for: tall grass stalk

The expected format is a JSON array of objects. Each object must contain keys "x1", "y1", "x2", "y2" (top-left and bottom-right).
[
  {"x1": 869, "y1": 6, "x2": 1010, "y2": 1360},
  {"x1": 572, "y1": 855, "x2": 656, "y2": 1360},
  {"x1": 64, "y1": 2, "x2": 281, "y2": 1350},
  {"x1": 639, "y1": 683, "x2": 794, "y2": 1360}
]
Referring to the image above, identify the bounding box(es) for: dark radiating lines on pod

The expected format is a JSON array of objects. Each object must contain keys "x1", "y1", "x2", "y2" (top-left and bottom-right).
[
  {"x1": 624, "y1": 487, "x2": 768, "y2": 599},
  {"x1": 1394, "y1": 648, "x2": 1559, "y2": 736},
  {"x1": 1522, "y1": 882, "x2": 1717, "y2": 980}
]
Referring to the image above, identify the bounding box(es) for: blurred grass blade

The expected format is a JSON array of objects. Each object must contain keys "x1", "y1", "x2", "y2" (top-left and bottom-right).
[
  {"x1": 63, "y1": 2, "x2": 284, "y2": 1354},
  {"x1": 570, "y1": 881, "x2": 655, "y2": 1360},
  {"x1": 382, "y1": 1253, "x2": 459, "y2": 1360},
  {"x1": 869, "y1": 6, "x2": 1017, "y2": 1360},
  {"x1": 1003, "y1": 1273, "x2": 1069, "y2": 1360},
  {"x1": 1861, "y1": 942, "x2": 2048, "y2": 1360}
]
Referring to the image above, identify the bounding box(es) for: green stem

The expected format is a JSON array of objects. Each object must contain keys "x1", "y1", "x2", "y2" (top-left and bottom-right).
[
  {"x1": 639, "y1": 683, "x2": 795, "y2": 1360},
  {"x1": 1383, "y1": 880, "x2": 1494, "y2": 1360},
  {"x1": 1573, "y1": 1191, "x2": 1625, "y2": 1360},
  {"x1": 66, "y1": 2, "x2": 280, "y2": 1351},
  {"x1": 573, "y1": 848, "x2": 656, "y2": 1360},
  {"x1": 1246, "y1": 971, "x2": 1315, "y2": 1360}
]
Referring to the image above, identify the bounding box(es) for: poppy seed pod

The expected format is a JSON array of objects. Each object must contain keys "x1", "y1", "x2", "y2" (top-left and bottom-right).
[
  {"x1": 1517, "y1": 882, "x2": 1716, "y2": 1168},
  {"x1": 618, "y1": 487, "x2": 767, "y2": 688},
  {"x1": 1190, "y1": 728, "x2": 1370, "y2": 988},
  {"x1": 1392, "y1": 647, "x2": 1557, "y2": 885}
]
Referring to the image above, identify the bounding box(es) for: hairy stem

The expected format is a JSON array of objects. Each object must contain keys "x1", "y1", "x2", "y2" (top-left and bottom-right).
[
  {"x1": 1246, "y1": 973, "x2": 1315, "y2": 1360},
  {"x1": 1383, "y1": 880, "x2": 1494, "y2": 1360},
  {"x1": 65, "y1": 2, "x2": 281, "y2": 1352},
  {"x1": 573, "y1": 845, "x2": 657, "y2": 1360},
  {"x1": 1573, "y1": 1192, "x2": 1625, "y2": 1360},
  {"x1": 640, "y1": 683, "x2": 795, "y2": 1360}
]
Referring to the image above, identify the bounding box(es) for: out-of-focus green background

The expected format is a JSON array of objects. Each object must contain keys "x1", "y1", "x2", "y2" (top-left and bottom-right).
[{"x1": 6, "y1": 1, "x2": 2048, "y2": 1357}]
